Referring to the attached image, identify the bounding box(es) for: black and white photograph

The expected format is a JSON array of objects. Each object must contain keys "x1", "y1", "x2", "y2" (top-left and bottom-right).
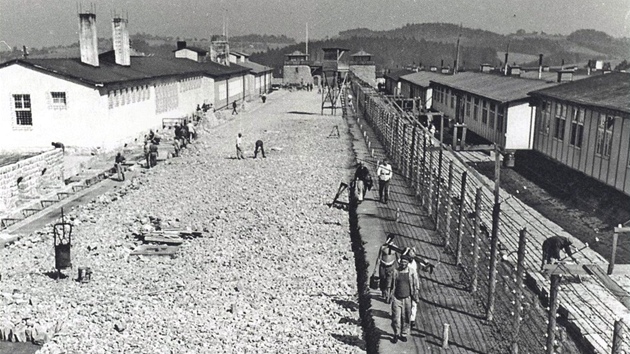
[{"x1": 0, "y1": 0, "x2": 629, "y2": 353}]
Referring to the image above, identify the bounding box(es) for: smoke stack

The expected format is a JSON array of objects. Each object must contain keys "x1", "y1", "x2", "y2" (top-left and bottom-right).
[
  {"x1": 177, "y1": 41, "x2": 187, "y2": 50},
  {"x1": 503, "y1": 52, "x2": 509, "y2": 75},
  {"x1": 440, "y1": 59, "x2": 444, "y2": 67},
  {"x1": 79, "y1": 13, "x2": 99, "y2": 67},
  {"x1": 112, "y1": 17, "x2": 130, "y2": 66},
  {"x1": 538, "y1": 54, "x2": 543, "y2": 79}
]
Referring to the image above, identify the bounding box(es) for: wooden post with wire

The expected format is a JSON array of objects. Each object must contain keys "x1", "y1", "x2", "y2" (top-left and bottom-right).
[
  {"x1": 421, "y1": 131, "x2": 428, "y2": 206},
  {"x1": 608, "y1": 224, "x2": 630, "y2": 275},
  {"x1": 444, "y1": 162, "x2": 454, "y2": 248},
  {"x1": 511, "y1": 228, "x2": 528, "y2": 354},
  {"x1": 486, "y1": 145, "x2": 502, "y2": 321},
  {"x1": 612, "y1": 318, "x2": 626, "y2": 354},
  {"x1": 455, "y1": 171, "x2": 468, "y2": 265},
  {"x1": 435, "y1": 143, "x2": 444, "y2": 232},
  {"x1": 427, "y1": 144, "x2": 435, "y2": 218},
  {"x1": 546, "y1": 274, "x2": 561, "y2": 354},
  {"x1": 470, "y1": 187, "x2": 482, "y2": 293}
]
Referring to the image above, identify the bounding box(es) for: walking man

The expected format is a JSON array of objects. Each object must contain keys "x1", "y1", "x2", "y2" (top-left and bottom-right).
[
  {"x1": 114, "y1": 152, "x2": 126, "y2": 181},
  {"x1": 261, "y1": 93, "x2": 267, "y2": 103},
  {"x1": 232, "y1": 100, "x2": 238, "y2": 115},
  {"x1": 353, "y1": 161, "x2": 372, "y2": 202},
  {"x1": 236, "y1": 133, "x2": 245, "y2": 160},
  {"x1": 376, "y1": 159, "x2": 393, "y2": 203},
  {"x1": 254, "y1": 139, "x2": 266, "y2": 158},
  {"x1": 389, "y1": 255, "x2": 420, "y2": 343},
  {"x1": 377, "y1": 234, "x2": 398, "y2": 301}
]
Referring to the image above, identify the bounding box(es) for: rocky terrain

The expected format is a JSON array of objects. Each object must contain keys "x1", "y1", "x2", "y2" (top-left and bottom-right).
[{"x1": 0, "y1": 92, "x2": 364, "y2": 353}]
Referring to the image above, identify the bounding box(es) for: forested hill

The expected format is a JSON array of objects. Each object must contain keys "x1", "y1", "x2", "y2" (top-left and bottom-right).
[
  {"x1": 249, "y1": 36, "x2": 498, "y2": 76},
  {"x1": 337, "y1": 24, "x2": 629, "y2": 66},
  {"x1": 250, "y1": 23, "x2": 628, "y2": 76}
]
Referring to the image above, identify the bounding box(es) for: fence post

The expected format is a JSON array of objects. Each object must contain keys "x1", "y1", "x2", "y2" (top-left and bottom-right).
[
  {"x1": 456, "y1": 171, "x2": 468, "y2": 265},
  {"x1": 511, "y1": 228, "x2": 528, "y2": 354},
  {"x1": 612, "y1": 319, "x2": 625, "y2": 354},
  {"x1": 470, "y1": 187, "x2": 482, "y2": 293},
  {"x1": 427, "y1": 146, "x2": 435, "y2": 218},
  {"x1": 400, "y1": 124, "x2": 409, "y2": 178},
  {"x1": 608, "y1": 230, "x2": 619, "y2": 275},
  {"x1": 435, "y1": 148, "x2": 444, "y2": 231},
  {"x1": 546, "y1": 274, "x2": 561, "y2": 354},
  {"x1": 486, "y1": 201, "x2": 502, "y2": 321},
  {"x1": 410, "y1": 125, "x2": 417, "y2": 189},
  {"x1": 421, "y1": 135, "x2": 428, "y2": 206},
  {"x1": 444, "y1": 162, "x2": 454, "y2": 248}
]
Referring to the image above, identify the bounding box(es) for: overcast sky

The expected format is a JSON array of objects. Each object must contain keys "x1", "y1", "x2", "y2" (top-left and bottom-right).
[{"x1": 1, "y1": 0, "x2": 628, "y2": 49}]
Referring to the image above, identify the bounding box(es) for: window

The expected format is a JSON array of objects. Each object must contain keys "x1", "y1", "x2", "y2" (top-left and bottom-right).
[
  {"x1": 489, "y1": 103, "x2": 496, "y2": 128},
  {"x1": 539, "y1": 101, "x2": 551, "y2": 134},
  {"x1": 482, "y1": 101, "x2": 488, "y2": 124},
  {"x1": 595, "y1": 114, "x2": 615, "y2": 157},
  {"x1": 497, "y1": 105, "x2": 504, "y2": 132},
  {"x1": 553, "y1": 103, "x2": 567, "y2": 140},
  {"x1": 569, "y1": 107, "x2": 584, "y2": 148},
  {"x1": 51, "y1": 92, "x2": 67, "y2": 109},
  {"x1": 13, "y1": 94, "x2": 32, "y2": 125},
  {"x1": 473, "y1": 98, "x2": 479, "y2": 121},
  {"x1": 465, "y1": 95, "x2": 471, "y2": 117},
  {"x1": 450, "y1": 92, "x2": 455, "y2": 109}
]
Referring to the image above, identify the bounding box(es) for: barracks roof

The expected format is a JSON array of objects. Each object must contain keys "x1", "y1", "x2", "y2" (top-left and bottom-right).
[
  {"x1": 528, "y1": 72, "x2": 630, "y2": 115},
  {"x1": 399, "y1": 71, "x2": 445, "y2": 88},
  {"x1": 236, "y1": 61, "x2": 273, "y2": 75},
  {"x1": 0, "y1": 53, "x2": 250, "y2": 89},
  {"x1": 384, "y1": 69, "x2": 415, "y2": 82},
  {"x1": 430, "y1": 72, "x2": 559, "y2": 103}
]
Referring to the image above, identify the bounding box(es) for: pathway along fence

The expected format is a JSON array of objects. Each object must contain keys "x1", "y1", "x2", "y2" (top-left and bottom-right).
[{"x1": 348, "y1": 74, "x2": 630, "y2": 354}]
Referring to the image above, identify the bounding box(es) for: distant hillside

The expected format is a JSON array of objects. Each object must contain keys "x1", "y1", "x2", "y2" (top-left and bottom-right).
[
  {"x1": 337, "y1": 23, "x2": 629, "y2": 67},
  {"x1": 0, "y1": 33, "x2": 296, "y2": 62},
  {"x1": 249, "y1": 36, "x2": 498, "y2": 76}
]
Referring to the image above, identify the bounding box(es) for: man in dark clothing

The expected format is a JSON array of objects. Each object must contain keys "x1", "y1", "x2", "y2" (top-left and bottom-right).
[
  {"x1": 261, "y1": 93, "x2": 267, "y2": 103},
  {"x1": 354, "y1": 162, "x2": 372, "y2": 202},
  {"x1": 149, "y1": 140, "x2": 159, "y2": 168},
  {"x1": 541, "y1": 236, "x2": 575, "y2": 270},
  {"x1": 51, "y1": 142, "x2": 65, "y2": 154},
  {"x1": 232, "y1": 101, "x2": 238, "y2": 115},
  {"x1": 254, "y1": 140, "x2": 266, "y2": 158},
  {"x1": 389, "y1": 255, "x2": 420, "y2": 343},
  {"x1": 114, "y1": 152, "x2": 126, "y2": 181}
]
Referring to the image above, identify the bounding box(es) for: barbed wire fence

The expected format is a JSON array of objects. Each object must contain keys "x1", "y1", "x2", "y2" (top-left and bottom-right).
[{"x1": 347, "y1": 73, "x2": 630, "y2": 354}]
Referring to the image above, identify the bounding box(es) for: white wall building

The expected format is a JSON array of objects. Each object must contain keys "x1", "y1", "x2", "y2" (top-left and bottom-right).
[
  {"x1": 0, "y1": 13, "x2": 251, "y2": 152},
  {"x1": 430, "y1": 72, "x2": 559, "y2": 161}
]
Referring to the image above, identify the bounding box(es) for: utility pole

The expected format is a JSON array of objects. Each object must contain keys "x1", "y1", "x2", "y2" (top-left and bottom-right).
[{"x1": 454, "y1": 23, "x2": 462, "y2": 74}]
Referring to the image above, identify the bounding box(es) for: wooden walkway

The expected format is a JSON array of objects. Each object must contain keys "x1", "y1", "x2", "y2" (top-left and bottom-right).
[{"x1": 349, "y1": 115, "x2": 500, "y2": 353}]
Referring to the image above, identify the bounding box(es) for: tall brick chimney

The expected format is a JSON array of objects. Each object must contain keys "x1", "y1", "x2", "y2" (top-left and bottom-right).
[
  {"x1": 112, "y1": 17, "x2": 130, "y2": 66},
  {"x1": 79, "y1": 13, "x2": 99, "y2": 67}
]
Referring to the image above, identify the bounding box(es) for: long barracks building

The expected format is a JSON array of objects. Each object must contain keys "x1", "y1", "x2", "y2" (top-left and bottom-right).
[{"x1": 0, "y1": 13, "x2": 270, "y2": 152}]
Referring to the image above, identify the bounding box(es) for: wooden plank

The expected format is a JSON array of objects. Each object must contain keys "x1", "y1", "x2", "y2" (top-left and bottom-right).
[
  {"x1": 130, "y1": 245, "x2": 179, "y2": 256},
  {"x1": 143, "y1": 235, "x2": 183, "y2": 245}
]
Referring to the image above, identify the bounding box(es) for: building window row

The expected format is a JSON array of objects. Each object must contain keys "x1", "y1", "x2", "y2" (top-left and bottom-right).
[
  {"x1": 108, "y1": 85, "x2": 151, "y2": 109},
  {"x1": 155, "y1": 82, "x2": 179, "y2": 114},
  {"x1": 539, "y1": 100, "x2": 552, "y2": 135},
  {"x1": 179, "y1": 76, "x2": 203, "y2": 92}
]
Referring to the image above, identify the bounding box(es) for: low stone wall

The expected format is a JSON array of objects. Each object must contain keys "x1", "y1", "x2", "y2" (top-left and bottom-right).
[{"x1": 0, "y1": 149, "x2": 64, "y2": 213}]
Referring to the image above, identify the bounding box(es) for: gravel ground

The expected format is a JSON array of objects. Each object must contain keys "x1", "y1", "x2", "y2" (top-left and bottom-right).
[{"x1": 0, "y1": 91, "x2": 364, "y2": 354}]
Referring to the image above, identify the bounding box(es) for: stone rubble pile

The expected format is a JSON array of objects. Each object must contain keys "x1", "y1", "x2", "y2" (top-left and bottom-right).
[{"x1": 0, "y1": 102, "x2": 364, "y2": 353}]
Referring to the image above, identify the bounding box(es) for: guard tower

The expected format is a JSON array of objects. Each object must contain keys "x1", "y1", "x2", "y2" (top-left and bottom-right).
[
  {"x1": 349, "y1": 50, "x2": 376, "y2": 87},
  {"x1": 321, "y1": 47, "x2": 349, "y2": 115},
  {"x1": 211, "y1": 35, "x2": 230, "y2": 66},
  {"x1": 282, "y1": 50, "x2": 312, "y2": 87}
]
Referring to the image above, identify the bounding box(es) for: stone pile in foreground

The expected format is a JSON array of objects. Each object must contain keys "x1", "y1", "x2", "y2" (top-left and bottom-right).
[{"x1": 0, "y1": 99, "x2": 363, "y2": 353}]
